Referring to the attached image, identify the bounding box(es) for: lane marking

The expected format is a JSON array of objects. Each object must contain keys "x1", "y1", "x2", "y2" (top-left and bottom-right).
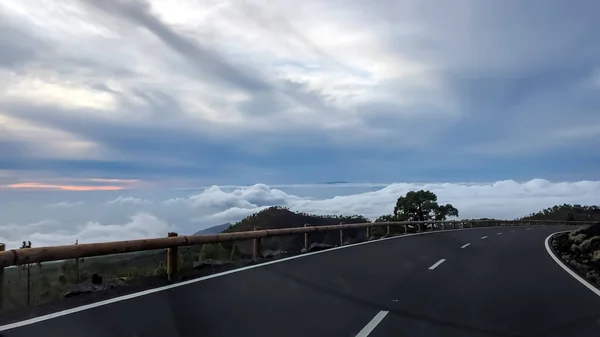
[
  {"x1": 355, "y1": 311, "x2": 389, "y2": 337},
  {"x1": 460, "y1": 243, "x2": 470, "y2": 249},
  {"x1": 497, "y1": 232, "x2": 503, "y2": 235},
  {"x1": 0, "y1": 226, "x2": 538, "y2": 332},
  {"x1": 545, "y1": 232, "x2": 600, "y2": 298},
  {"x1": 511, "y1": 230, "x2": 516, "y2": 232},
  {"x1": 481, "y1": 236, "x2": 488, "y2": 239},
  {"x1": 526, "y1": 228, "x2": 531, "y2": 231},
  {"x1": 429, "y1": 259, "x2": 446, "y2": 270}
]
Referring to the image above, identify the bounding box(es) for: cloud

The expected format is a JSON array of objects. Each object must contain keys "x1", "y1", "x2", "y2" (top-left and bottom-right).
[
  {"x1": 2, "y1": 180, "x2": 599, "y2": 249},
  {"x1": 1, "y1": 0, "x2": 597, "y2": 184},
  {"x1": 0, "y1": 213, "x2": 173, "y2": 249},
  {"x1": 106, "y1": 196, "x2": 152, "y2": 205},
  {"x1": 47, "y1": 201, "x2": 84, "y2": 208},
  {"x1": 175, "y1": 179, "x2": 600, "y2": 227}
]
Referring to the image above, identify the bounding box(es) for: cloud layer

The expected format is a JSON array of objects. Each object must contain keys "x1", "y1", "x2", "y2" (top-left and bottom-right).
[
  {"x1": 0, "y1": 0, "x2": 599, "y2": 185},
  {"x1": 1, "y1": 179, "x2": 598, "y2": 249}
]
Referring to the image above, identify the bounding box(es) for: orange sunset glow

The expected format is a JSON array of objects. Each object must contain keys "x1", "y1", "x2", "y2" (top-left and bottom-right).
[{"x1": 4, "y1": 183, "x2": 126, "y2": 191}]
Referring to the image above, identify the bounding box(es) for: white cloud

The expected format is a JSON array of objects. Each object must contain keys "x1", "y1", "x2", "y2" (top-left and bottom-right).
[
  {"x1": 0, "y1": 213, "x2": 173, "y2": 249},
  {"x1": 2, "y1": 180, "x2": 599, "y2": 249},
  {"x1": 165, "y1": 184, "x2": 300, "y2": 209},
  {"x1": 106, "y1": 196, "x2": 152, "y2": 205},
  {"x1": 174, "y1": 180, "x2": 600, "y2": 225},
  {"x1": 47, "y1": 201, "x2": 84, "y2": 208}
]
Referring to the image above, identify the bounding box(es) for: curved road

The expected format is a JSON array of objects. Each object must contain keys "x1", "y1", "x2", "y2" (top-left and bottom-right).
[{"x1": 1, "y1": 225, "x2": 600, "y2": 337}]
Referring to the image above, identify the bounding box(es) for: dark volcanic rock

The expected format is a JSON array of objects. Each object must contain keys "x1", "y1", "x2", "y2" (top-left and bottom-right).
[
  {"x1": 307, "y1": 243, "x2": 334, "y2": 252},
  {"x1": 262, "y1": 249, "x2": 287, "y2": 258},
  {"x1": 63, "y1": 278, "x2": 127, "y2": 298},
  {"x1": 193, "y1": 259, "x2": 231, "y2": 270},
  {"x1": 553, "y1": 222, "x2": 600, "y2": 288}
]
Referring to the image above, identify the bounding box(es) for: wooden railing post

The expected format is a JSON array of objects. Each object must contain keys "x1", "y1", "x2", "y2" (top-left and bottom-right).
[
  {"x1": 0, "y1": 243, "x2": 4, "y2": 310},
  {"x1": 304, "y1": 224, "x2": 309, "y2": 251},
  {"x1": 339, "y1": 223, "x2": 344, "y2": 246},
  {"x1": 386, "y1": 225, "x2": 390, "y2": 236},
  {"x1": 366, "y1": 225, "x2": 370, "y2": 239},
  {"x1": 167, "y1": 232, "x2": 178, "y2": 281},
  {"x1": 253, "y1": 227, "x2": 262, "y2": 261}
]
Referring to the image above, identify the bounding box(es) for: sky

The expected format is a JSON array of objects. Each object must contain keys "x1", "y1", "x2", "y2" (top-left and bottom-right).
[{"x1": 1, "y1": 0, "x2": 599, "y2": 248}]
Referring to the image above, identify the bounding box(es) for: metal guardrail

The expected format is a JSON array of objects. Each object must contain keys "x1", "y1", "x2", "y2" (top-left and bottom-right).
[{"x1": 0, "y1": 219, "x2": 595, "y2": 309}]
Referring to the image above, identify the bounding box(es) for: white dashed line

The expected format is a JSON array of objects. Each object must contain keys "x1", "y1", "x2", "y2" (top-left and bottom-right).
[
  {"x1": 461, "y1": 243, "x2": 471, "y2": 249},
  {"x1": 497, "y1": 232, "x2": 503, "y2": 235},
  {"x1": 355, "y1": 311, "x2": 389, "y2": 337},
  {"x1": 481, "y1": 236, "x2": 488, "y2": 239},
  {"x1": 429, "y1": 259, "x2": 446, "y2": 270},
  {"x1": 511, "y1": 229, "x2": 516, "y2": 232},
  {"x1": 526, "y1": 228, "x2": 531, "y2": 231}
]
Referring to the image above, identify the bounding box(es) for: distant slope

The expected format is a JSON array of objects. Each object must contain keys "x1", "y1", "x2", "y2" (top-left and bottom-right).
[
  {"x1": 193, "y1": 223, "x2": 232, "y2": 235},
  {"x1": 223, "y1": 206, "x2": 370, "y2": 255},
  {"x1": 520, "y1": 204, "x2": 600, "y2": 221}
]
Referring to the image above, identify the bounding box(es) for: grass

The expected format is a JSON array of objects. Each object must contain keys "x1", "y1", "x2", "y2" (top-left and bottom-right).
[{"x1": 1, "y1": 243, "x2": 242, "y2": 313}]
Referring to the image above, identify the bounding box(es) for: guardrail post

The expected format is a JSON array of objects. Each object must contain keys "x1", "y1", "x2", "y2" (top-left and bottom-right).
[
  {"x1": 366, "y1": 225, "x2": 371, "y2": 239},
  {"x1": 304, "y1": 224, "x2": 309, "y2": 252},
  {"x1": 253, "y1": 227, "x2": 262, "y2": 261},
  {"x1": 0, "y1": 243, "x2": 4, "y2": 310},
  {"x1": 339, "y1": 223, "x2": 344, "y2": 246},
  {"x1": 167, "y1": 232, "x2": 178, "y2": 281}
]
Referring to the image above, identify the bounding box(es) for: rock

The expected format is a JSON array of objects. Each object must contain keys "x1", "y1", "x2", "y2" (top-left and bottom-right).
[
  {"x1": 307, "y1": 243, "x2": 334, "y2": 252},
  {"x1": 262, "y1": 249, "x2": 287, "y2": 258},
  {"x1": 192, "y1": 259, "x2": 229, "y2": 270},
  {"x1": 63, "y1": 283, "x2": 103, "y2": 298},
  {"x1": 91, "y1": 273, "x2": 103, "y2": 285},
  {"x1": 112, "y1": 278, "x2": 128, "y2": 287},
  {"x1": 569, "y1": 233, "x2": 588, "y2": 245},
  {"x1": 592, "y1": 250, "x2": 600, "y2": 263},
  {"x1": 62, "y1": 278, "x2": 127, "y2": 298}
]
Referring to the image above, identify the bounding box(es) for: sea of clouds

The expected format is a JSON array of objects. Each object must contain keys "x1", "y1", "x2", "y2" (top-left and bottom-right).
[{"x1": 1, "y1": 179, "x2": 599, "y2": 249}]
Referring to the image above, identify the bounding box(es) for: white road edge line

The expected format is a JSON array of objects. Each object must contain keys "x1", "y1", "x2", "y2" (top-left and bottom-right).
[
  {"x1": 481, "y1": 236, "x2": 488, "y2": 239},
  {"x1": 429, "y1": 259, "x2": 446, "y2": 270},
  {"x1": 545, "y1": 231, "x2": 600, "y2": 298},
  {"x1": 460, "y1": 243, "x2": 470, "y2": 249},
  {"x1": 355, "y1": 311, "x2": 389, "y2": 337},
  {"x1": 0, "y1": 226, "x2": 523, "y2": 332}
]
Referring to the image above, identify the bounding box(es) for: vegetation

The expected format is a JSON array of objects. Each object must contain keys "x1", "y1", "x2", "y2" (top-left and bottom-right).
[
  {"x1": 223, "y1": 206, "x2": 370, "y2": 254},
  {"x1": 377, "y1": 190, "x2": 459, "y2": 232},
  {"x1": 520, "y1": 204, "x2": 600, "y2": 221}
]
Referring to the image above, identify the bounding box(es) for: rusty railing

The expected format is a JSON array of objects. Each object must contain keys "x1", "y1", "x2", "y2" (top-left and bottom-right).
[{"x1": 0, "y1": 219, "x2": 595, "y2": 309}]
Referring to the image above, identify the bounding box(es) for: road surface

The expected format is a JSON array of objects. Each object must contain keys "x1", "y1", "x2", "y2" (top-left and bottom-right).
[{"x1": 1, "y1": 225, "x2": 600, "y2": 337}]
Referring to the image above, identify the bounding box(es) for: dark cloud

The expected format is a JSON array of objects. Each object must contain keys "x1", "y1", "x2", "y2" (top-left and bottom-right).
[
  {"x1": 0, "y1": 15, "x2": 48, "y2": 69},
  {"x1": 82, "y1": 0, "x2": 271, "y2": 93}
]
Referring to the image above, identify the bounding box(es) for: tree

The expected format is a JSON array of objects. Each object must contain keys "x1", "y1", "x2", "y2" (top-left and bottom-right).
[{"x1": 393, "y1": 190, "x2": 459, "y2": 231}]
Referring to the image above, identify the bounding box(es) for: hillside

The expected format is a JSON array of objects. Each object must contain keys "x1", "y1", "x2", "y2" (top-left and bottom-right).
[
  {"x1": 223, "y1": 206, "x2": 370, "y2": 255},
  {"x1": 193, "y1": 223, "x2": 232, "y2": 235},
  {"x1": 520, "y1": 204, "x2": 600, "y2": 221}
]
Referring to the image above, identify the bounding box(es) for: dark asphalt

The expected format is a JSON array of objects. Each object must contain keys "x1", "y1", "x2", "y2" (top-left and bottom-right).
[{"x1": 2, "y1": 225, "x2": 600, "y2": 337}]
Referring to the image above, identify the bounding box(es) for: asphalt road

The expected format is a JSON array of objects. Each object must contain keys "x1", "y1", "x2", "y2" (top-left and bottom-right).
[{"x1": 1, "y1": 225, "x2": 600, "y2": 337}]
